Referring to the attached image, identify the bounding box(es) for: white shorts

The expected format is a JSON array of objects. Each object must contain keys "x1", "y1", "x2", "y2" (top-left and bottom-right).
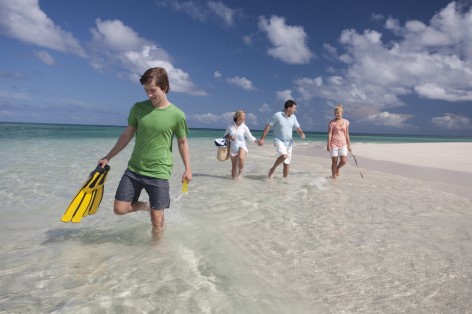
[
  {"x1": 274, "y1": 141, "x2": 293, "y2": 164},
  {"x1": 230, "y1": 142, "x2": 248, "y2": 157},
  {"x1": 330, "y1": 146, "x2": 348, "y2": 157}
]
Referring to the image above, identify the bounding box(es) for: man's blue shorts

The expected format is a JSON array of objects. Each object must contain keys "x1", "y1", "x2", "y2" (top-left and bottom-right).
[{"x1": 115, "y1": 169, "x2": 170, "y2": 210}]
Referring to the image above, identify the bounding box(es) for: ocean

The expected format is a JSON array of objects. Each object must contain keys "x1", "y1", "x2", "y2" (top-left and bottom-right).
[{"x1": 1, "y1": 122, "x2": 471, "y2": 313}]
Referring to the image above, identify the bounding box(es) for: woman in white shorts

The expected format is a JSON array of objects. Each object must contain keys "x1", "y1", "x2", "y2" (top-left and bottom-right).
[
  {"x1": 224, "y1": 110, "x2": 260, "y2": 179},
  {"x1": 327, "y1": 104, "x2": 352, "y2": 179}
]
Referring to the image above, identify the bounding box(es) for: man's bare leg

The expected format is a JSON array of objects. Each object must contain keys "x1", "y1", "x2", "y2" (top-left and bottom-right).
[
  {"x1": 114, "y1": 200, "x2": 149, "y2": 215},
  {"x1": 151, "y1": 209, "x2": 165, "y2": 238},
  {"x1": 268, "y1": 155, "x2": 287, "y2": 178},
  {"x1": 283, "y1": 163, "x2": 289, "y2": 177}
]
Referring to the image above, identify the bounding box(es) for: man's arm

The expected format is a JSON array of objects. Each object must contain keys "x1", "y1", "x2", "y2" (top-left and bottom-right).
[
  {"x1": 296, "y1": 127, "x2": 305, "y2": 140},
  {"x1": 259, "y1": 124, "x2": 271, "y2": 146},
  {"x1": 98, "y1": 125, "x2": 136, "y2": 167},
  {"x1": 177, "y1": 137, "x2": 192, "y2": 183}
]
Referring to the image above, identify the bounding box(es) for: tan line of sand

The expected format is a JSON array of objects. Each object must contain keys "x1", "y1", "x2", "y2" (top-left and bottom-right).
[
  {"x1": 296, "y1": 142, "x2": 472, "y2": 198},
  {"x1": 352, "y1": 142, "x2": 472, "y2": 173}
]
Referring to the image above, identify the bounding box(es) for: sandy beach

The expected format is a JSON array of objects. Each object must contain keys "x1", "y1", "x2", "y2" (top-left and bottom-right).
[{"x1": 299, "y1": 142, "x2": 472, "y2": 199}]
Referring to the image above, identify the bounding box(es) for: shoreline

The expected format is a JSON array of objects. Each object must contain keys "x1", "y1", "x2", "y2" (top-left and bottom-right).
[{"x1": 296, "y1": 142, "x2": 472, "y2": 199}]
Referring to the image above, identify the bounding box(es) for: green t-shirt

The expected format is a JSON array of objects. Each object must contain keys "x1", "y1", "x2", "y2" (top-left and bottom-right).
[{"x1": 127, "y1": 100, "x2": 189, "y2": 179}]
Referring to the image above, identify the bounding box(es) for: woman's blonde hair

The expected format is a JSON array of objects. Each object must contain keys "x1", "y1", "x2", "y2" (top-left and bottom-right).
[
  {"x1": 233, "y1": 109, "x2": 245, "y2": 122},
  {"x1": 334, "y1": 104, "x2": 344, "y2": 112}
]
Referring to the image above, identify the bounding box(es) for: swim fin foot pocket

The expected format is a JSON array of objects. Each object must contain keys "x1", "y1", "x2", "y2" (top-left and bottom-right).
[{"x1": 61, "y1": 165, "x2": 110, "y2": 223}]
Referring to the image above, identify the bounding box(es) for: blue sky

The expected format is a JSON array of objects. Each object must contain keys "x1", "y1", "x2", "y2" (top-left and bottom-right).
[{"x1": 1, "y1": 0, "x2": 471, "y2": 136}]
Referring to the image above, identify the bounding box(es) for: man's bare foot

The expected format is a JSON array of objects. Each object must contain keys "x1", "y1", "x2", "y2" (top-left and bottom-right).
[{"x1": 268, "y1": 167, "x2": 275, "y2": 178}]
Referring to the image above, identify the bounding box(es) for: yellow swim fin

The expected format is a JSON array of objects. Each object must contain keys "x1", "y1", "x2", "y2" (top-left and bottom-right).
[
  {"x1": 61, "y1": 165, "x2": 110, "y2": 223},
  {"x1": 87, "y1": 168, "x2": 109, "y2": 216}
]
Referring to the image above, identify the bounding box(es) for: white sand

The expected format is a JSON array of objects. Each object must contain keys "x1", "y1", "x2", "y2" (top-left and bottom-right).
[
  {"x1": 353, "y1": 142, "x2": 472, "y2": 173},
  {"x1": 298, "y1": 142, "x2": 472, "y2": 199}
]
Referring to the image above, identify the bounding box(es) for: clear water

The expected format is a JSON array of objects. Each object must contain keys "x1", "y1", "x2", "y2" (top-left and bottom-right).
[{"x1": 0, "y1": 123, "x2": 471, "y2": 313}]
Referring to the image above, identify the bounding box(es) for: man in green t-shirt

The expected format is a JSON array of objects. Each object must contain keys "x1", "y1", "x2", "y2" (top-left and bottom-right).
[{"x1": 99, "y1": 67, "x2": 192, "y2": 236}]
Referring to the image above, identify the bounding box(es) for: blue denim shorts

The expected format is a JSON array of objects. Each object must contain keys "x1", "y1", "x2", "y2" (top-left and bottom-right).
[{"x1": 115, "y1": 169, "x2": 170, "y2": 210}]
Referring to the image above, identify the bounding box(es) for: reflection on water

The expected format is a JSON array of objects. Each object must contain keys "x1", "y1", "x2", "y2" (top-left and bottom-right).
[{"x1": 0, "y1": 135, "x2": 471, "y2": 313}]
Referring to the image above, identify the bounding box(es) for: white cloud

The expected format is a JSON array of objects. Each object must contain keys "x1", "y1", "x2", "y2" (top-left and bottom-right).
[
  {"x1": 258, "y1": 15, "x2": 314, "y2": 64},
  {"x1": 158, "y1": 0, "x2": 237, "y2": 26},
  {"x1": 242, "y1": 35, "x2": 252, "y2": 45},
  {"x1": 245, "y1": 112, "x2": 258, "y2": 125},
  {"x1": 226, "y1": 76, "x2": 257, "y2": 91},
  {"x1": 415, "y1": 83, "x2": 472, "y2": 101},
  {"x1": 259, "y1": 103, "x2": 272, "y2": 113},
  {"x1": 0, "y1": 1, "x2": 204, "y2": 95},
  {"x1": 34, "y1": 50, "x2": 55, "y2": 65},
  {"x1": 91, "y1": 19, "x2": 151, "y2": 52},
  {"x1": 159, "y1": 0, "x2": 208, "y2": 22},
  {"x1": 432, "y1": 113, "x2": 471, "y2": 129},
  {"x1": 292, "y1": 1, "x2": 472, "y2": 123},
  {"x1": 207, "y1": 1, "x2": 235, "y2": 26},
  {"x1": 323, "y1": 43, "x2": 338, "y2": 59},
  {"x1": 385, "y1": 17, "x2": 400, "y2": 31},
  {"x1": 276, "y1": 90, "x2": 294, "y2": 102},
  {"x1": 189, "y1": 111, "x2": 258, "y2": 126},
  {"x1": 0, "y1": 0, "x2": 85, "y2": 57},
  {"x1": 189, "y1": 112, "x2": 225, "y2": 123},
  {"x1": 214, "y1": 71, "x2": 222, "y2": 78},
  {"x1": 294, "y1": 77, "x2": 324, "y2": 101},
  {"x1": 90, "y1": 19, "x2": 205, "y2": 95},
  {"x1": 190, "y1": 111, "x2": 255, "y2": 124},
  {"x1": 362, "y1": 112, "x2": 413, "y2": 128},
  {"x1": 370, "y1": 13, "x2": 385, "y2": 22}
]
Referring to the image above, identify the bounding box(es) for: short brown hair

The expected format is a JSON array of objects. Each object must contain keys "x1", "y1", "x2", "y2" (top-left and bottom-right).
[
  {"x1": 140, "y1": 67, "x2": 170, "y2": 93},
  {"x1": 284, "y1": 99, "x2": 297, "y2": 109}
]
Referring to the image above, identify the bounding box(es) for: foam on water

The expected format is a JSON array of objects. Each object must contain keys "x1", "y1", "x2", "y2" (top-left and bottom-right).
[{"x1": 0, "y1": 128, "x2": 471, "y2": 313}]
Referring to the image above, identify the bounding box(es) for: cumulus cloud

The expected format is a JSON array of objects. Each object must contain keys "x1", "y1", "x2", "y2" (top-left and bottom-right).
[
  {"x1": 276, "y1": 89, "x2": 294, "y2": 102},
  {"x1": 259, "y1": 103, "x2": 272, "y2": 113},
  {"x1": 214, "y1": 71, "x2": 222, "y2": 78},
  {"x1": 362, "y1": 112, "x2": 413, "y2": 128},
  {"x1": 258, "y1": 15, "x2": 314, "y2": 64},
  {"x1": 90, "y1": 19, "x2": 205, "y2": 95},
  {"x1": 293, "y1": 2, "x2": 472, "y2": 129},
  {"x1": 189, "y1": 112, "x2": 226, "y2": 124},
  {"x1": 432, "y1": 113, "x2": 471, "y2": 129},
  {"x1": 207, "y1": 1, "x2": 236, "y2": 26},
  {"x1": 90, "y1": 19, "x2": 151, "y2": 52},
  {"x1": 157, "y1": 0, "x2": 237, "y2": 26},
  {"x1": 242, "y1": 35, "x2": 252, "y2": 45},
  {"x1": 0, "y1": 0, "x2": 85, "y2": 57},
  {"x1": 157, "y1": 0, "x2": 207, "y2": 22},
  {"x1": 226, "y1": 76, "x2": 257, "y2": 91},
  {"x1": 370, "y1": 13, "x2": 385, "y2": 22},
  {"x1": 33, "y1": 50, "x2": 55, "y2": 65},
  {"x1": 415, "y1": 83, "x2": 472, "y2": 101},
  {"x1": 189, "y1": 110, "x2": 258, "y2": 125}
]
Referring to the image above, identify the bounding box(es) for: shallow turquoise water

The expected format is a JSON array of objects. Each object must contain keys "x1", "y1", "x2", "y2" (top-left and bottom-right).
[{"x1": 0, "y1": 123, "x2": 471, "y2": 313}]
